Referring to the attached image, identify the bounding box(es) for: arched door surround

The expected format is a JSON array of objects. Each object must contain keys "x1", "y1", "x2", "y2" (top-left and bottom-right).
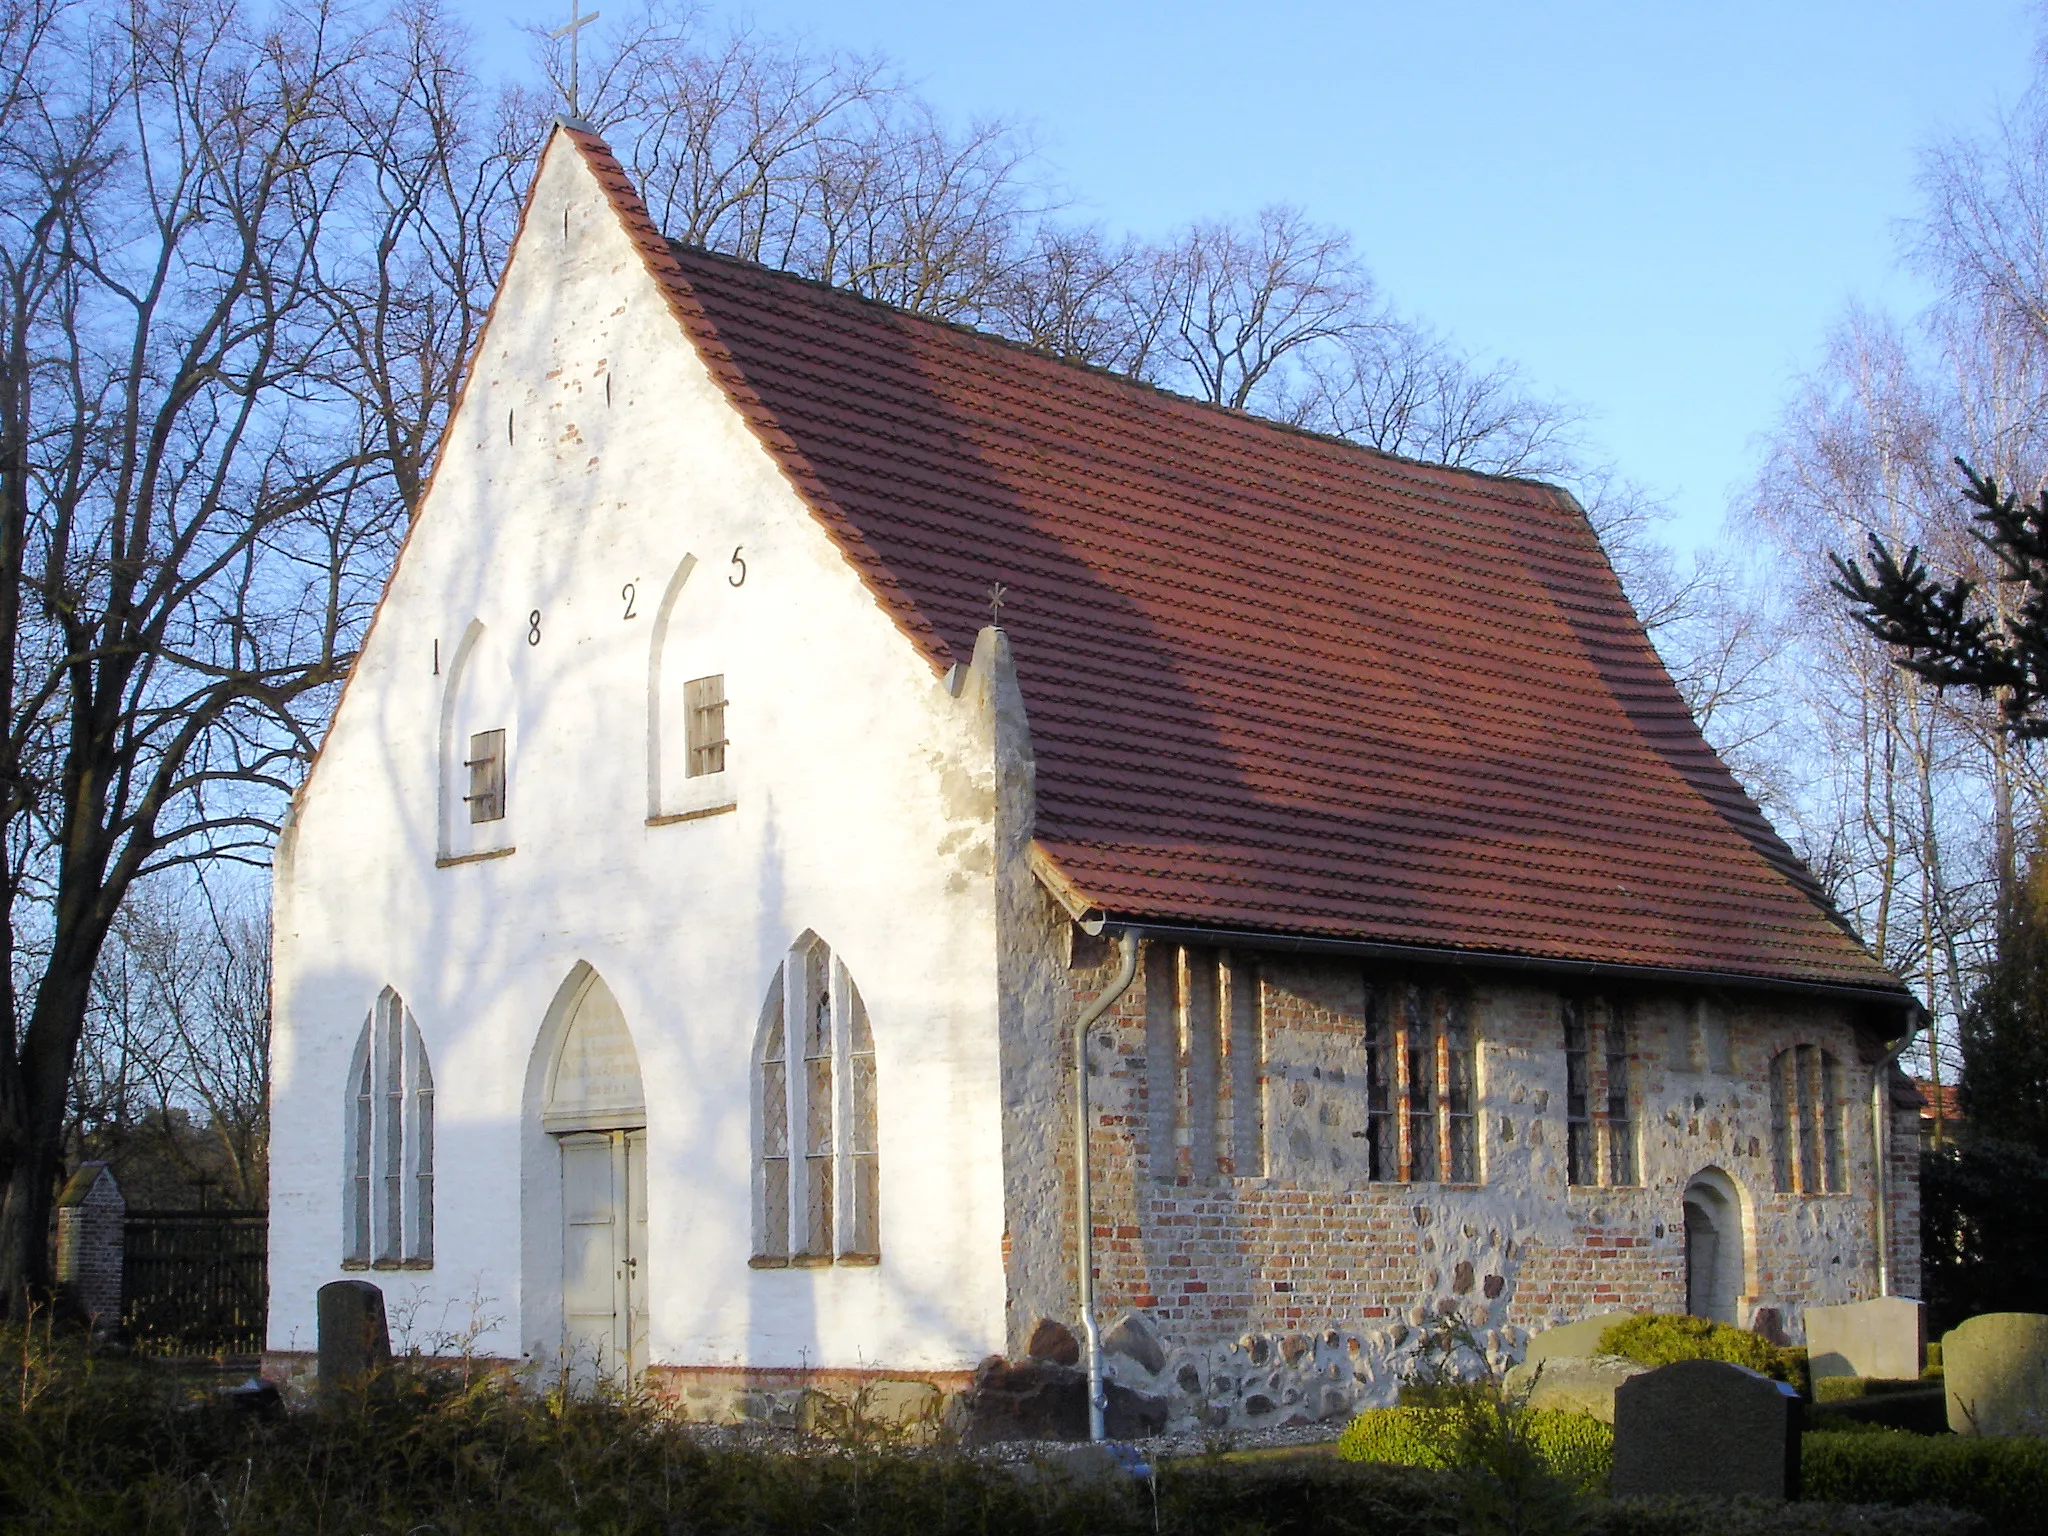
[
  {"x1": 1683, "y1": 1166, "x2": 1746, "y2": 1325},
  {"x1": 541, "y1": 969, "x2": 648, "y2": 1387}
]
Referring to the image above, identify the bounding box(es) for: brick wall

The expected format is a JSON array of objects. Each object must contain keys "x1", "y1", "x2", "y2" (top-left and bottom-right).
[
  {"x1": 1038, "y1": 938, "x2": 1917, "y2": 1431},
  {"x1": 54, "y1": 1164, "x2": 125, "y2": 1325}
]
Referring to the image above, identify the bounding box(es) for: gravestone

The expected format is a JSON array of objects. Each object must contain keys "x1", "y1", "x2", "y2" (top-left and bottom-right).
[
  {"x1": 1504, "y1": 1353, "x2": 1647, "y2": 1423},
  {"x1": 1611, "y1": 1359, "x2": 1801, "y2": 1501},
  {"x1": 316, "y1": 1280, "x2": 390, "y2": 1396},
  {"x1": 1942, "y1": 1313, "x2": 2048, "y2": 1436},
  {"x1": 1807, "y1": 1296, "x2": 1923, "y2": 1383},
  {"x1": 1519, "y1": 1310, "x2": 1634, "y2": 1368}
]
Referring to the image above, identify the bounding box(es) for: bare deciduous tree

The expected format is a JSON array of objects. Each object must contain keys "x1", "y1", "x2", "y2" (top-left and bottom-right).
[
  {"x1": 70, "y1": 881, "x2": 268, "y2": 1207},
  {"x1": 0, "y1": 0, "x2": 508, "y2": 1309}
]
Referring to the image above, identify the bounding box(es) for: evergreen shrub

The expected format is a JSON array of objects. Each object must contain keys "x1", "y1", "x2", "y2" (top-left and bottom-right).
[
  {"x1": 1598, "y1": 1314, "x2": 1800, "y2": 1383},
  {"x1": 1337, "y1": 1405, "x2": 1614, "y2": 1494},
  {"x1": 1803, "y1": 1429, "x2": 2048, "y2": 1535},
  {"x1": 1814, "y1": 1377, "x2": 1928, "y2": 1404}
]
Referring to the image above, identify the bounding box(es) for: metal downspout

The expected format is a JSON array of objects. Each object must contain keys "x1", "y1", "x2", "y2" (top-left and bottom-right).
[
  {"x1": 1872, "y1": 1020, "x2": 1923, "y2": 1297},
  {"x1": 1075, "y1": 932, "x2": 1139, "y2": 1442}
]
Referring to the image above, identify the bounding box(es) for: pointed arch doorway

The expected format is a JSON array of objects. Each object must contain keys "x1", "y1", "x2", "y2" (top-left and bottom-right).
[{"x1": 542, "y1": 970, "x2": 649, "y2": 1387}]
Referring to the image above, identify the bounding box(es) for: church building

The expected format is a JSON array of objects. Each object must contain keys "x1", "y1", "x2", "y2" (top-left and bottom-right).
[{"x1": 264, "y1": 123, "x2": 1921, "y2": 1431}]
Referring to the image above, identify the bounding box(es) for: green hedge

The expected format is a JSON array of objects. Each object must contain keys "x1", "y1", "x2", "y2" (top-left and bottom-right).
[
  {"x1": 1585, "y1": 1499, "x2": 1984, "y2": 1535},
  {"x1": 1337, "y1": 1405, "x2": 1614, "y2": 1495},
  {"x1": 1803, "y1": 1429, "x2": 2048, "y2": 1535},
  {"x1": 1599, "y1": 1314, "x2": 1802, "y2": 1384},
  {"x1": 1814, "y1": 1377, "x2": 1926, "y2": 1404}
]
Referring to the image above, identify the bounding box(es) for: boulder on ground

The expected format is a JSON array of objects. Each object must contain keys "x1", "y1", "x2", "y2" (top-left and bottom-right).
[
  {"x1": 960, "y1": 1357, "x2": 1086, "y2": 1444},
  {"x1": 1503, "y1": 1353, "x2": 1648, "y2": 1424}
]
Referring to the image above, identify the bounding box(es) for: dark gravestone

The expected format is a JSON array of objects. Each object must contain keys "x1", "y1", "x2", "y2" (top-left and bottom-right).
[
  {"x1": 1612, "y1": 1359, "x2": 1801, "y2": 1501},
  {"x1": 316, "y1": 1279, "x2": 390, "y2": 1396}
]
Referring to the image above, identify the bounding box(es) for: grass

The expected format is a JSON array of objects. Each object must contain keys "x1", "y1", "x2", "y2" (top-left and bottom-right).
[
  {"x1": 0, "y1": 1325, "x2": 1471, "y2": 1535},
  {"x1": 0, "y1": 1323, "x2": 2016, "y2": 1536}
]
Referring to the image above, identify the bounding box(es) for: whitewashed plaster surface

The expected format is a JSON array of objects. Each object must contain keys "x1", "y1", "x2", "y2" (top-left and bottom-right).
[{"x1": 269, "y1": 132, "x2": 1012, "y2": 1371}]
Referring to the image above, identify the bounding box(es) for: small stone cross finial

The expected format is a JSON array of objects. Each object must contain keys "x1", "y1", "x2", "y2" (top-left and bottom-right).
[
  {"x1": 987, "y1": 582, "x2": 1008, "y2": 626},
  {"x1": 553, "y1": 0, "x2": 601, "y2": 120}
]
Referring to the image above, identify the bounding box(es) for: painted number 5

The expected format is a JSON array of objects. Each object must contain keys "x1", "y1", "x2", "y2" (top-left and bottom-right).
[{"x1": 729, "y1": 546, "x2": 747, "y2": 587}]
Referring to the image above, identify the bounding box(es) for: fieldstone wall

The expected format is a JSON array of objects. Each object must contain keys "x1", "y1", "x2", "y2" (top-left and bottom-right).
[{"x1": 1024, "y1": 936, "x2": 1915, "y2": 1434}]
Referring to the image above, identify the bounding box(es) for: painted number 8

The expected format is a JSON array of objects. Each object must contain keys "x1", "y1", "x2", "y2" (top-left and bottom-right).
[{"x1": 527, "y1": 609, "x2": 541, "y2": 646}]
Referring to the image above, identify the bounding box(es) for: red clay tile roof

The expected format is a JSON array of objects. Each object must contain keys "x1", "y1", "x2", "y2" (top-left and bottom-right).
[{"x1": 561, "y1": 126, "x2": 1904, "y2": 996}]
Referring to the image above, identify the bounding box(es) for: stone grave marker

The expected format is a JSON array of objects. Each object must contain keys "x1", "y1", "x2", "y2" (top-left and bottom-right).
[
  {"x1": 1942, "y1": 1312, "x2": 2048, "y2": 1436},
  {"x1": 1806, "y1": 1296, "x2": 1923, "y2": 1383},
  {"x1": 1519, "y1": 1310, "x2": 1634, "y2": 1368},
  {"x1": 1506, "y1": 1354, "x2": 1647, "y2": 1424},
  {"x1": 1611, "y1": 1358, "x2": 1801, "y2": 1501},
  {"x1": 317, "y1": 1279, "x2": 391, "y2": 1397}
]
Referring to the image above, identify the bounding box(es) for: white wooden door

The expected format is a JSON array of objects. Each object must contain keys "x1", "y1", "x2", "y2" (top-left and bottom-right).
[{"x1": 560, "y1": 1130, "x2": 647, "y2": 1387}]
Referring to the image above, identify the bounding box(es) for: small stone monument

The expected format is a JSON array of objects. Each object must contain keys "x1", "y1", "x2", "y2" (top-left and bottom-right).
[
  {"x1": 1942, "y1": 1313, "x2": 2048, "y2": 1436},
  {"x1": 1611, "y1": 1359, "x2": 1801, "y2": 1501},
  {"x1": 1806, "y1": 1296, "x2": 1923, "y2": 1383},
  {"x1": 316, "y1": 1280, "x2": 391, "y2": 1396},
  {"x1": 53, "y1": 1163, "x2": 124, "y2": 1326}
]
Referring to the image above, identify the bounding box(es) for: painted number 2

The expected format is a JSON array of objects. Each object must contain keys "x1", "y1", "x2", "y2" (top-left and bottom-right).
[
  {"x1": 729, "y1": 546, "x2": 747, "y2": 587},
  {"x1": 621, "y1": 581, "x2": 638, "y2": 619},
  {"x1": 527, "y1": 609, "x2": 542, "y2": 646}
]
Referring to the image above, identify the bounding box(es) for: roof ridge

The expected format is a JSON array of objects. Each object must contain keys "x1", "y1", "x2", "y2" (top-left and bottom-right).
[{"x1": 657, "y1": 238, "x2": 1593, "y2": 508}]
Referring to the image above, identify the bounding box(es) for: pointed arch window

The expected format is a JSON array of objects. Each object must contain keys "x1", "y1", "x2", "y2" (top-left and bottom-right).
[
  {"x1": 1769, "y1": 1044, "x2": 1845, "y2": 1193},
  {"x1": 752, "y1": 936, "x2": 878, "y2": 1267},
  {"x1": 344, "y1": 990, "x2": 435, "y2": 1268}
]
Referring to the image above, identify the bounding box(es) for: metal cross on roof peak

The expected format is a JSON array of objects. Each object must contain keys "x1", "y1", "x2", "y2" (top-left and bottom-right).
[
  {"x1": 987, "y1": 582, "x2": 1009, "y2": 626},
  {"x1": 553, "y1": 0, "x2": 601, "y2": 120}
]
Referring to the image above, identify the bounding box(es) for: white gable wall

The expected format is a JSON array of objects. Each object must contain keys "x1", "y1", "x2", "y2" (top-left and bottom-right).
[{"x1": 270, "y1": 135, "x2": 1009, "y2": 1372}]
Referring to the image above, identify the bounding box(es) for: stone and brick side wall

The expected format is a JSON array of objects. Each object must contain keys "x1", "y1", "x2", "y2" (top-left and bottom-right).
[{"x1": 1034, "y1": 936, "x2": 1916, "y2": 1433}]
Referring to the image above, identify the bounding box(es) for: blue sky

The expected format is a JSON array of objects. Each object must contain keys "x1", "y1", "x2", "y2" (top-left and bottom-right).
[{"x1": 476, "y1": 0, "x2": 2040, "y2": 552}]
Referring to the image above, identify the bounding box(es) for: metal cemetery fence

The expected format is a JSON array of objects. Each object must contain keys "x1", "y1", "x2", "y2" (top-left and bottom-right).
[{"x1": 122, "y1": 1210, "x2": 267, "y2": 1355}]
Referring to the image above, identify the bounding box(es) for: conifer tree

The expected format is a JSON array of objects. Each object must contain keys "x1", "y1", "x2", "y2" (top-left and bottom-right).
[
  {"x1": 1833, "y1": 461, "x2": 2048, "y2": 739},
  {"x1": 1956, "y1": 854, "x2": 2048, "y2": 1152}
]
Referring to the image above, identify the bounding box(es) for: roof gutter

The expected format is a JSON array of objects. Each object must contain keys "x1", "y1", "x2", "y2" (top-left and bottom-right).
[{"x1": 1085, "y1": 915, "x2": 1921, "y2": 1018}]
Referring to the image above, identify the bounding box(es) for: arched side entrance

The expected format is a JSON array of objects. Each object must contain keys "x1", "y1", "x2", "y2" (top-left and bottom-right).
[
  {"x1": 1683, "y1": 1167, "x2": 1745, "y2": 1325},
  {"x1": 539, "y1": 969, "x2": 649, "y2": 1387}
]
